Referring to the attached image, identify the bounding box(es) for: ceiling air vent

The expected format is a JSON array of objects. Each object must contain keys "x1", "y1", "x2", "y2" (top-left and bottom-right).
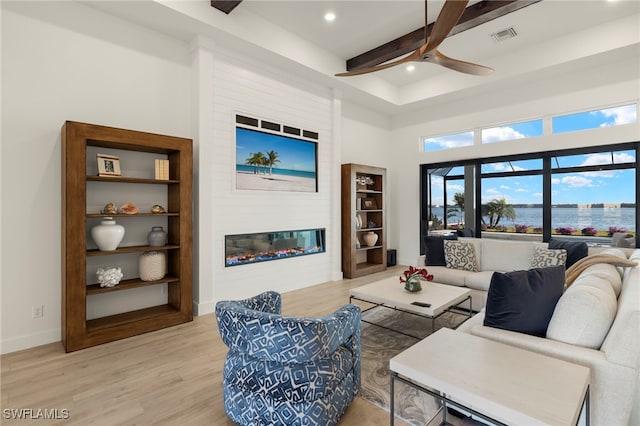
[{"x1": 490, "y1": 26, "x2": 518, "y2": 42}]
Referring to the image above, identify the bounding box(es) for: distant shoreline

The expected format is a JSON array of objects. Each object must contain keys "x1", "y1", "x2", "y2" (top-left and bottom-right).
[
  {"x1": 434, "y1": 203, "x2": 636, "y2": 208},
  {"x1": 431, "y1": 205, "x2": 636, "y2": 231},
  {"x1": 236, "y1": 171, "x2": 316, "y2": 192},
  {"x1": 511, "y1": 203, "x2": 635, "y2": 208}
]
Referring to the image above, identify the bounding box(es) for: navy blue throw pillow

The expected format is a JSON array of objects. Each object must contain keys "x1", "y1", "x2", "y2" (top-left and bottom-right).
[
  {"x1": 483, "y1": 266, "x2": 565, "y2": 337},
  {"x1": 548, "y1": 239, "x2": 588, "y2": 268},
  {"x1": 424, "y1": 234, "x2": 457, "y2": 266},
  {"x1": 456, "y1": 228, "x2": 474, "y2": 238}
]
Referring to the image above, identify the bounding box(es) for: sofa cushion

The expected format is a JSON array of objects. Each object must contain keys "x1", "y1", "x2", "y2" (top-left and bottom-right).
[
  {"x1": 530, "y1": 246, "x2": 567, "y2": 268},
  {"x1": 464, "y1": 271, "x2": 495, "y2": 292},
  {"x1": 424, "y1": 234, "x2": 458, "y2": 266},
  {"x1": 444, "y1": 240, "x2": 479, "y2": 272},
  {"x1": 480, "y1": 239, "x2": 537, "y2": 272},
  {"x1": 546, "y1": 275, "x2": 617, "y2": 349},
  {"x1": 484, "y1": 266, "x2": 565, "y2": 337},
  {"x1": 600, "y1": 262, "x2": 640, "y2": 368},
  {"x1": 429, "y1": 266, "x2": 472, "y2": 287},
  {"x1": 599, "y1": 248, "x2": 629, "y2": 280},
  {"x1": 579, "y1": 263, "x2": 623, "y2": 297},
  {"x1": 548, "y1": 238, "x2": 588, "y2": 268}
]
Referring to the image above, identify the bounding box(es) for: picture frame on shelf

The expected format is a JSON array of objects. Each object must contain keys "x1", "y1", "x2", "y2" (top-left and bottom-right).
[
  {"x1": 362, "y1": 198, "x2": 378, "y2": 210},
  {"x1": 97, "y1": 153, "x2": 121, "y2": 176}
]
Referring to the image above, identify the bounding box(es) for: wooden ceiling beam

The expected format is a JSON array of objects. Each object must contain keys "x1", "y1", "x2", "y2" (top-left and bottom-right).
[
  {"x1": 211, "y1": 1, "x2": 243, "y2": 15},
  {"x1": 346, "y1": 0, "x2": 541, "y2": 72}
]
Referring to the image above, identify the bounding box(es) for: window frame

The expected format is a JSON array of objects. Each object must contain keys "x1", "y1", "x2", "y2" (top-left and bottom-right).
[{"x1": 420, "y1": 142, "x2": 639, "y2": 252}]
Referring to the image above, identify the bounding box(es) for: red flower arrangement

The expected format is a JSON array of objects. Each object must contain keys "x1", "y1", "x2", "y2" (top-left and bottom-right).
[
  {"x1": 400, "y1": 266, "x2": 434, "y2": 284},
  {"x1": 400, "y1": 266, "x2": 433, "y2": 292}
]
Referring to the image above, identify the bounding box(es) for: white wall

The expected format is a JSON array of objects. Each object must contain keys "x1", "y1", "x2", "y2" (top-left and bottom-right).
[
  {"x1": 185, "y1": 39, "x2": 346, "y2": 315},
  {"x1": 1, "y1": 2, "x2": 191, "y2": 353},
  {"x1": 341, "y1": 102, "x2": 391, "y2": 165},
  {"x1": 341, "y1": 101, "x2": 396, "y2": 252}
]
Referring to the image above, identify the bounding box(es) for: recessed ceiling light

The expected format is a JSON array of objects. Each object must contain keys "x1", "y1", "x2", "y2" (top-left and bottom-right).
[
  {"x1": 324, "y1": 12, "x2": 336, "y2": 22},
  {"x1": 406, "y1": 65, "x2": 416, "y2": 72}
]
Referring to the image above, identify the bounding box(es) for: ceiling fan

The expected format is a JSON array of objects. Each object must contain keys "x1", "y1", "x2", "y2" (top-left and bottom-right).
[{"x1": 335, "y1": 0, "x2": 494, "y2": 77}]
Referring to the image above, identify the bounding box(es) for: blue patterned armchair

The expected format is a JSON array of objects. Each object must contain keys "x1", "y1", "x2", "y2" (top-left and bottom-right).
[{"x1": 215, "y1": 291, "x2": 361, "y2": 425}]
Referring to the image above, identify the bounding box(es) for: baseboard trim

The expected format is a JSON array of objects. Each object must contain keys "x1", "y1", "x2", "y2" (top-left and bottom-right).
[
  {"x1": 1, "y1": 328, "x2": 61, "y2": 355},
  {"x1": 193, "y1": 300, "x2": 216, "y2": 316}
]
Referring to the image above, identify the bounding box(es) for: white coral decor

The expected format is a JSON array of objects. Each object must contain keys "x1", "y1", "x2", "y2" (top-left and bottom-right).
[{"x1": 96, "y1": 266, "x2": 123, "y2": 287}]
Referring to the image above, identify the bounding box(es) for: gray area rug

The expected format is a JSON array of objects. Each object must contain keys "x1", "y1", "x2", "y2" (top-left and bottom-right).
[{"x1": 359, "y1": 306, "x2": 472, "y2": 426}]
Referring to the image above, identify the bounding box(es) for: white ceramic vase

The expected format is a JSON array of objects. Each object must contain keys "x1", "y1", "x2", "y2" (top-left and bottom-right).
[
  {"x1": 91, "y1": 217, "x2": 125, "y2": 251},
  {"x1": 139, "y1": 251, "x2": 166, "y2": 281},
  {"x1": 363, "y1": 231, "x2": 378, "y2": 247}
]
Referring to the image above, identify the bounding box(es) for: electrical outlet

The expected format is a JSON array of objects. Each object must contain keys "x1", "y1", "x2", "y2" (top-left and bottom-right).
[{"x1": 32, "y1": 305, "x2": 44, "y2": 319}]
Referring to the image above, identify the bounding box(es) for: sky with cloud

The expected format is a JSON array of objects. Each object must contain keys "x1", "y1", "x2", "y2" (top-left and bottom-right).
[{"x1": 426, "y1": 104, "x2": 637, "y2": 205}]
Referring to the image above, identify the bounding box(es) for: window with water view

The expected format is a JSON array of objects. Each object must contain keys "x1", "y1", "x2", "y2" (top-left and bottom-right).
[
  {"x1": 421, "y1": 103, "x2": 638, "y2": 248},
  {"x1": 422, "y1": 145, "x2": 638, "y2": 248}
]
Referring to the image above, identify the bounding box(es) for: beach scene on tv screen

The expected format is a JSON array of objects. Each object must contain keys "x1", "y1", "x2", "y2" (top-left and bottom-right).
[{"x1": 235, "y1": 127, "x2": 318, "y2": 192}]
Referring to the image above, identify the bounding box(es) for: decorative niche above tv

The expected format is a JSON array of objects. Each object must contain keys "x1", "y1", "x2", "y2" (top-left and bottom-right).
[{"x1": 235, "y1": 114, "x2": 318, "y2": 192}]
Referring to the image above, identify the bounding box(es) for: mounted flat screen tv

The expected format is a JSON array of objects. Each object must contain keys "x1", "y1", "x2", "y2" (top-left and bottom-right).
[{"x1": 235, "y1": 126, "x2": 318, "y2": 192}]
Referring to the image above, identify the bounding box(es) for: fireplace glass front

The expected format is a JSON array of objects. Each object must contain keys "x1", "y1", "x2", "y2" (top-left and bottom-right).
[{"x1": 225, "y1": 228, "x2": 326, "y2": 267}]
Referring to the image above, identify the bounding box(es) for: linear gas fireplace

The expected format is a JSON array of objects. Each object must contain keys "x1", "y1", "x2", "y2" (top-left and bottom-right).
[{"x1": 225, "y1": 228, "x2": 326, "y2": 267}]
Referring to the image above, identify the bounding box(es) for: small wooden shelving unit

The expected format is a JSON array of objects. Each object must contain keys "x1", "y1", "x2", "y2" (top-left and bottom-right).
[
  {"x1": 341, "y1": 163, "x2": 387, "y2": 278},
  {"x1": 61, "y1": 121, "x2": 193, "y2": 352}
]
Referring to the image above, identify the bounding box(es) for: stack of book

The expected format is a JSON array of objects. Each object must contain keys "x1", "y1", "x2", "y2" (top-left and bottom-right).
[{"x1": 155, "y1": 159, "x2": 169, "y2": 180}]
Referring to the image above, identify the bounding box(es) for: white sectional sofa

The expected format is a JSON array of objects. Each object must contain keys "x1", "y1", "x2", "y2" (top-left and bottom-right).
[
  {"x1": 418, "y1": 237, "x2": 549, "y2": 311},
  {"x1": 458, "y1": 248, "x2": 640, "y2": 426}
]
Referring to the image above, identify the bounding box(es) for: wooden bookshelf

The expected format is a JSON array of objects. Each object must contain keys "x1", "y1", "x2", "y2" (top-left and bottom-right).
[
  {"x1": 61, "y1": 121, "x2": 193, "y2": 352},
  {"x1": 341, "y1": 164, "x2": 387, "y2": 278}
]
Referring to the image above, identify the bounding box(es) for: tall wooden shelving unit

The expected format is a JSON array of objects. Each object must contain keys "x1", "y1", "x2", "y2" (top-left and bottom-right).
[
  {"x1": 341, "y1": 163, "x2": 387, "y2": 278},
  {"x1": 62, "y1": 121, "x2": 193, "y2": 352}
]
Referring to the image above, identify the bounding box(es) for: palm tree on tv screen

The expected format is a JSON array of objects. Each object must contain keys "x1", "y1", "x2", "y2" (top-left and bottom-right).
[
  {"x1": 246, "y1": 152, "x2": 267, "y2": 174},
  {"x1": 264, "y1": 150, "x2": 280, "y2": 175}
]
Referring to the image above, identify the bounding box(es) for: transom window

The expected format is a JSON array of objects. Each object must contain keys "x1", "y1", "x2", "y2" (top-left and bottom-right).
[
  {"x1": 482, "y1": 119, "x2": 543, "y2": 144},
  {"x1": 552, "y1": 104, "x2": 637, "y2": 134},
  {"x1": 423, "y1": 131, "x2": 473, "y2": 152},
  {"x1": 421, "y1": 103, "x2": 637, "y2": 153}
]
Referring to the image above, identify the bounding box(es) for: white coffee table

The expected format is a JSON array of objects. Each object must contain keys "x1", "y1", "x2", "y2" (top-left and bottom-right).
[
  {"x1": 389, "y1": 328, "x2": 591, "y2": 426},
  {"x1": 349, "y1": 277, "x2": 472, "y2": 337}
]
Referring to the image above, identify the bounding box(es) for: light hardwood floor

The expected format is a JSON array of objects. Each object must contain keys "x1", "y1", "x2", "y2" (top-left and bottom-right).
[{"x1": 1, "y1": 266, "x2": 413, "y2": 425}]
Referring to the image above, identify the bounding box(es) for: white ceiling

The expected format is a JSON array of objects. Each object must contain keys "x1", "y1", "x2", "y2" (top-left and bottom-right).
[
  {"x1": 86, "y1": 0, "x2": 640, "y2": 115},
  {"x1": 240, "y1": 0, "x2": 639, "y2": 85}
]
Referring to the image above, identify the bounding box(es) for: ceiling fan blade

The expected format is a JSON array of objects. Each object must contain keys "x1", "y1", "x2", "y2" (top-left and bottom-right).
[
  {"x1": 424, "y1": 0, "x2": 469, "y2": 52},
  {"x1": 335, "y1": 49, "x2": 420, "y2": 77},
  {"x1": 430, "y1": 50, "x2": 494, "y2": 76}
]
